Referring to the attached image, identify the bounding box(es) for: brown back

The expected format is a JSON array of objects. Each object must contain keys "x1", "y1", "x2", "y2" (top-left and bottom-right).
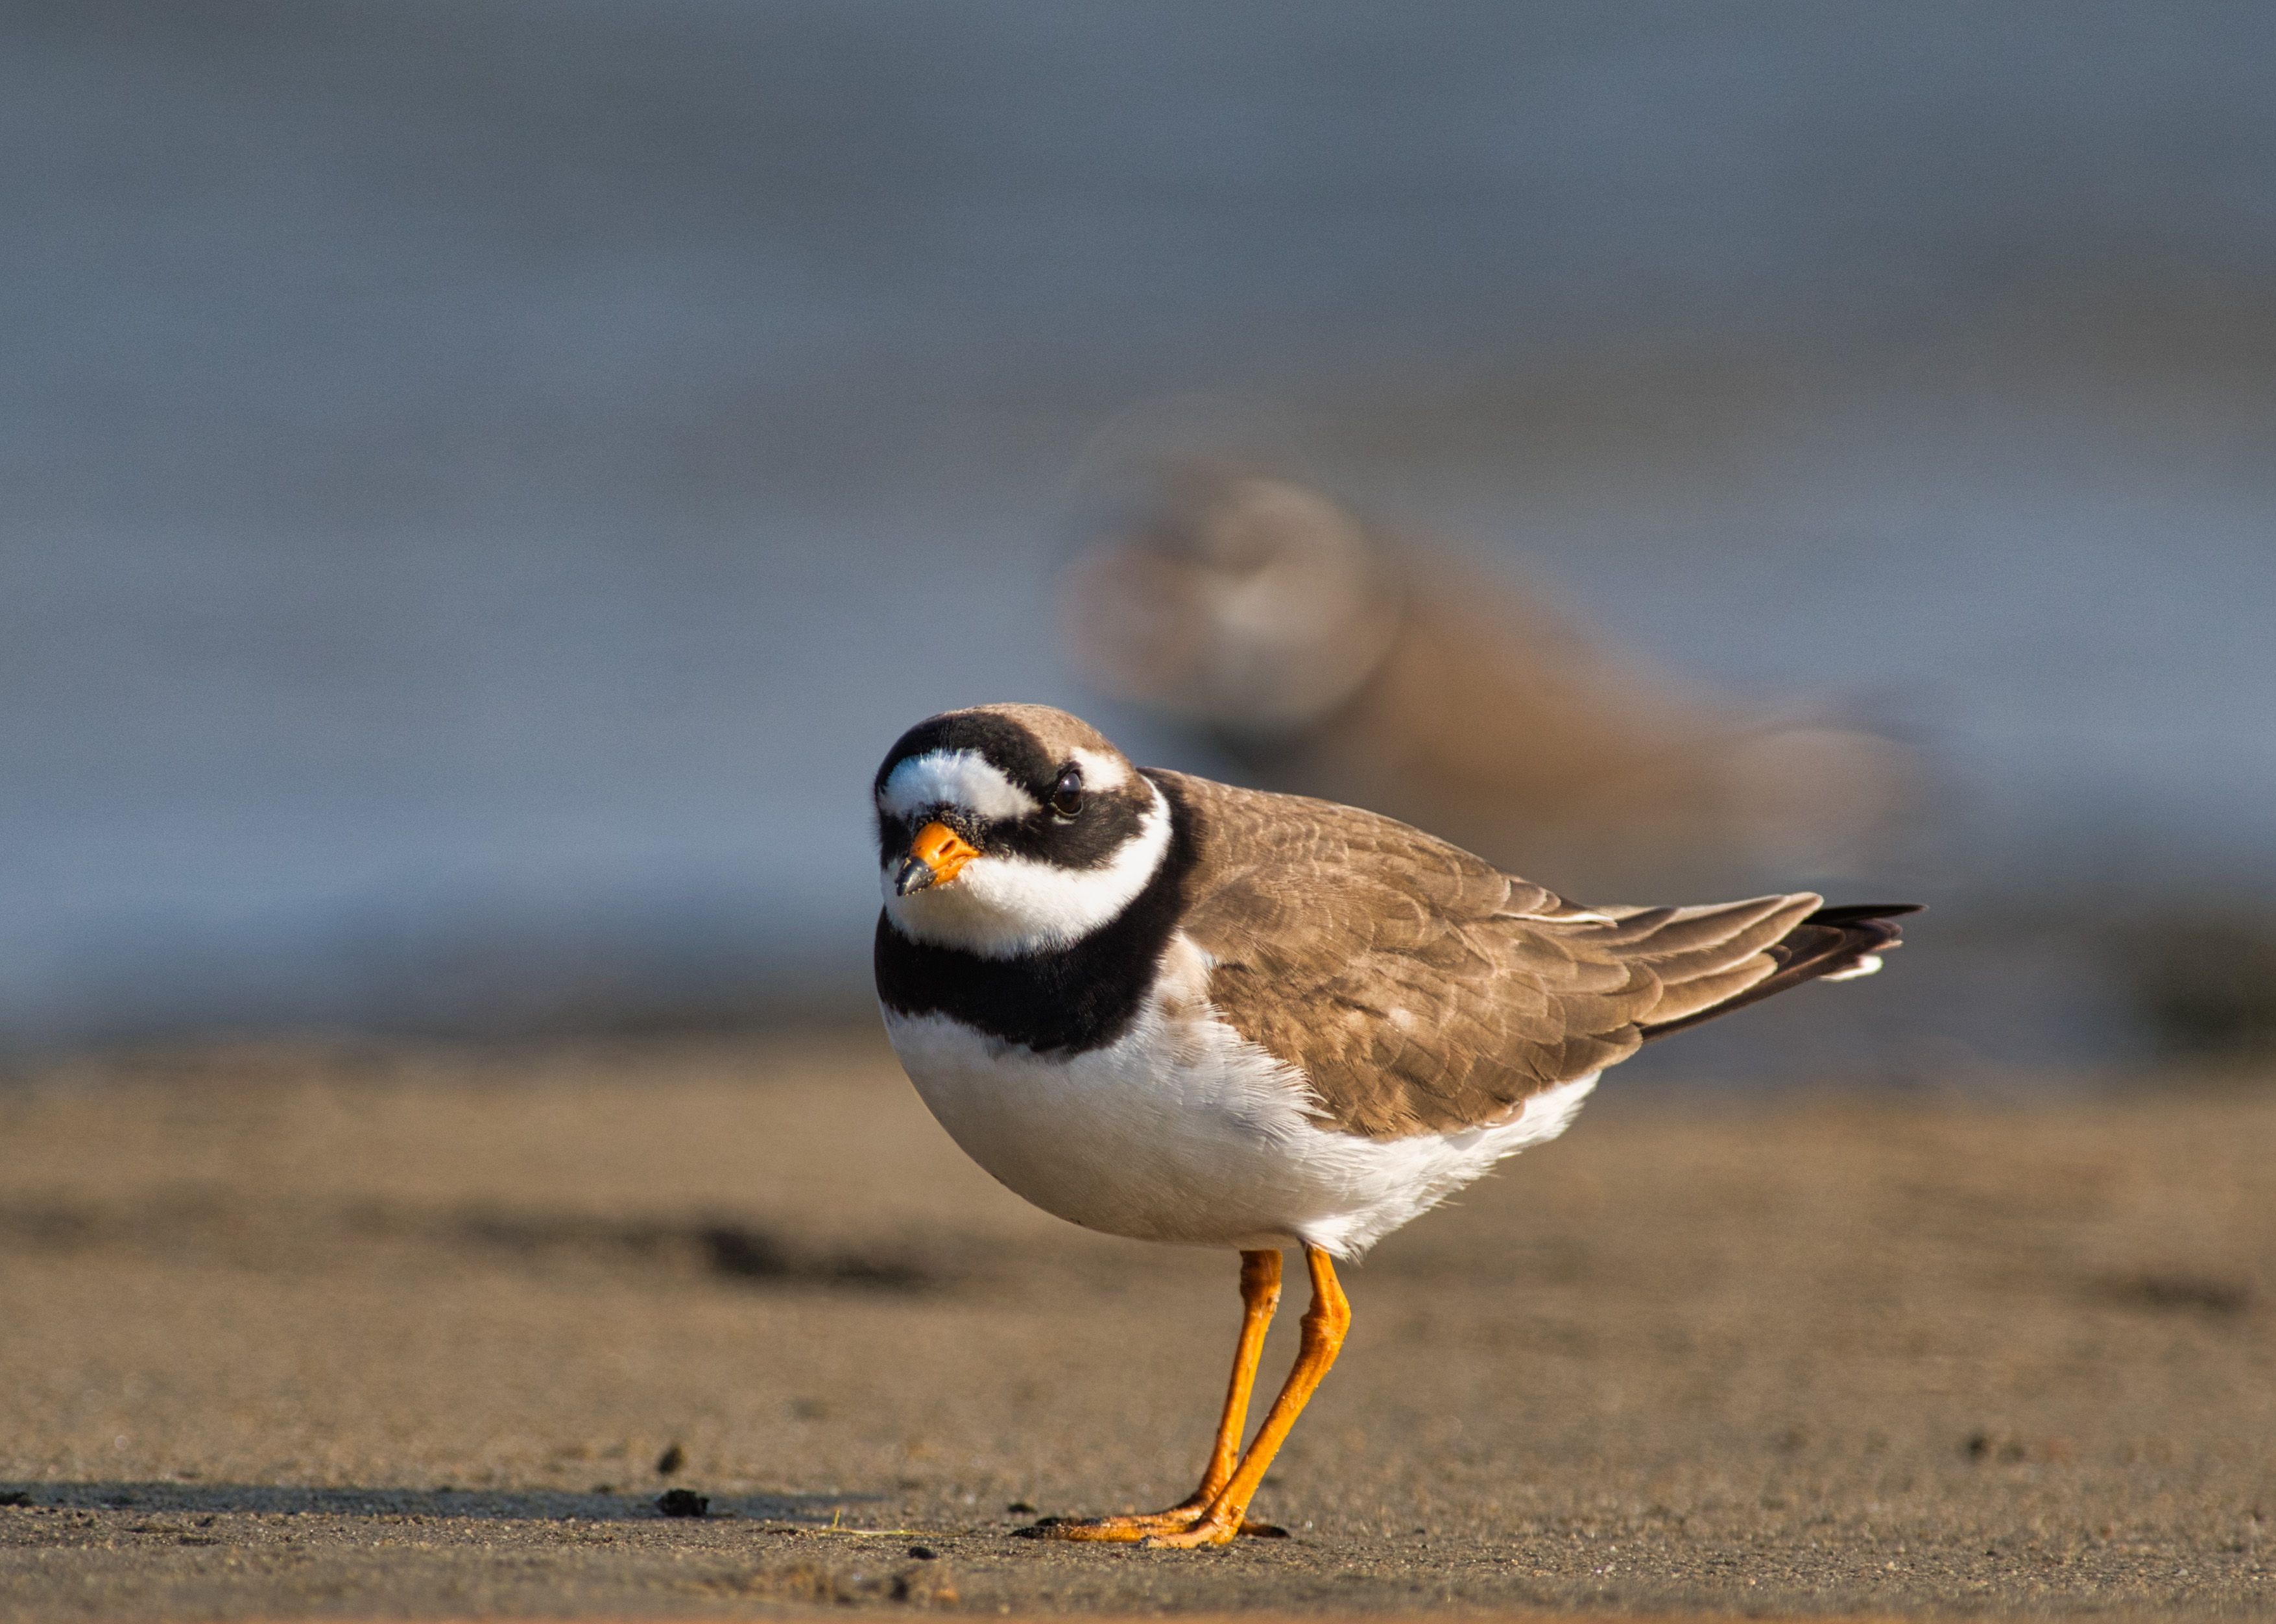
[{"x1": 1162, "y1": 770, "x2": 1818, "y2": 1139}]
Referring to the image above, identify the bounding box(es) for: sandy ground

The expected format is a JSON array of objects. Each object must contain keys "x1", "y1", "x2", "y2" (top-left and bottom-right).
[{"x1": 0, "y1": 1034, "x2": 2271, "y2": 1619}]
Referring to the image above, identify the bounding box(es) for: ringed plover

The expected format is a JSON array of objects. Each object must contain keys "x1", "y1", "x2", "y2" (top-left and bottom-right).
[{"x1": 872, "y1": 702, "x2": 1913, "y2": 1547}]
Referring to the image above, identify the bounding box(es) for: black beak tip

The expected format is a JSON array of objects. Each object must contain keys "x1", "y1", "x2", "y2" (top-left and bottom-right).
[{"x1": 894, "y1": 856, "x2": 935, "y2": 897}]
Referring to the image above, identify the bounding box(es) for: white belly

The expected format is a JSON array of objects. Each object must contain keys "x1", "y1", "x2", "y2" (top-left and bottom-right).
[{"x1": 881, "y1": 946, "x2": 1596, "y2": 1258}]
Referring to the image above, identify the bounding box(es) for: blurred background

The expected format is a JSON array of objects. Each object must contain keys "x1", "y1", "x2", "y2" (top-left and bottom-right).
[{"x1": 7, "y1": 0, "x2": 2275, "y2": 1078}]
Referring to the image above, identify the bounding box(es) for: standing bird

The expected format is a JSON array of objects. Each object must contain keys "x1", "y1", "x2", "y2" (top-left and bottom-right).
[
  {"x1": 872, "y1": 703, "x2": 1913, "y2": 1548},
  {"x1": 1057, "y1": 466, "x2": 1915, "y2": 898}
]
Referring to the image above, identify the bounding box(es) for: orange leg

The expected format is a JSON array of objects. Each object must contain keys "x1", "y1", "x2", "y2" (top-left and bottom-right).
[
  {"x1": 1036, "y1": 1248, "x2": 1285, "y2": 1542},
  {"x1": 1144, "y1": 1243, "x2": 1348, "y2": 1548}
]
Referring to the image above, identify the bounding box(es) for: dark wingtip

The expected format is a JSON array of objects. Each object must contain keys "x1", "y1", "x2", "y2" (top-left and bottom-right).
[
  {"x1": 1808, "y1": 902, "x2": 1924, "y2": 923},
  {"x1": 1638, "y1": 898, "x2": 1920, "y2": 1042}
]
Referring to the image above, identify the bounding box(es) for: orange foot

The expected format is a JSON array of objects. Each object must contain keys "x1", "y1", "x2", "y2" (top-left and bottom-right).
[
  {"x1": 1023, "y1": 1509, "x2": 1285, "y2": 1543},
  {"x1": 1140, "y1": 1511, "x2": 1248, "y2": 1549}
]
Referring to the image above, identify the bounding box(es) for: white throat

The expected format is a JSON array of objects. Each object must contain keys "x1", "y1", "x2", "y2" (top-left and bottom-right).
[{"x1": 881, "y1": 782, "x2": 1172, "y2": 959}]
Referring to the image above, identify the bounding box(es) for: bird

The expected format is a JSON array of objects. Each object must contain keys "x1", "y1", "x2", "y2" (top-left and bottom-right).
[
  {"x1": 870, "y1": 701, "x2": 1915, "y2": 1548},
  {"x1": 1056, "y1": 464, "x2": 1915, "y2": 898}
]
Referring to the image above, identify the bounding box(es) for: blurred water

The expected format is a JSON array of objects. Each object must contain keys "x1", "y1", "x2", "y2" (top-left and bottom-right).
[{"x1": 5, "y1": 2, "x2": 2275, "y2": 1055}]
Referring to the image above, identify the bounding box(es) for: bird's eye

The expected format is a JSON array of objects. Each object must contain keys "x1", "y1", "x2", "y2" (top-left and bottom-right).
[{"x1": 1049, "y1": 767, "x2": 1084, "y2": 818}]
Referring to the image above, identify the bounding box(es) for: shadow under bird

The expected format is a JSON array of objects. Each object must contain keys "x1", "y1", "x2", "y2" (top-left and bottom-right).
[{"x1": 870, "y1": 703, "x2": 1915, "y2": 1547}]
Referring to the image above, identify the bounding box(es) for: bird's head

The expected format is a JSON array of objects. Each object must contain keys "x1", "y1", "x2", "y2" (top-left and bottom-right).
[
  {"x1": 873, "y1": 704, "x2": 1171, "y2": 958},
  {"x1": 1057, "y1": 467, "x2": 1404, "y2": 734}
]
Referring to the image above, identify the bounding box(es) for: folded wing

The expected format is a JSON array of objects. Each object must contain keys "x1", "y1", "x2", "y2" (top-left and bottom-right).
[{"x1": 1160, "y1": 770, "x2": 1910, "y2": 1139}]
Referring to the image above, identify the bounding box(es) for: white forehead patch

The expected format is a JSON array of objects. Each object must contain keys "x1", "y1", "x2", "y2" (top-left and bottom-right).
[
  {"x1": 882, "y1": 782, "x2": 1171, "y2": 958},
  {"x1": 880, "y1": 748, "x2": 1040, "y2": 823},
  {"x1": 1066, "y1": 746, "x2": 1129, "y2": 792}
]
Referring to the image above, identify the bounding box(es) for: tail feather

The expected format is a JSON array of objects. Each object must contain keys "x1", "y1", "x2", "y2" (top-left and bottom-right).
[{"x1": 1637, "y1": 902, "x2": 1919, "y2": 1042}]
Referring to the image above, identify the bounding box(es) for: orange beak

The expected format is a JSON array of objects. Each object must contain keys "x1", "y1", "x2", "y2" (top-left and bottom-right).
[{"x1": 895, "y1": 820, "x2": 979, "y2": 896}]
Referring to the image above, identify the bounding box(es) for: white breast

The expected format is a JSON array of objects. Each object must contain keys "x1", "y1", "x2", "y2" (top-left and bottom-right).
[{"x1": 882, "y1": 933, "x2": 1596, "y2": 1258}]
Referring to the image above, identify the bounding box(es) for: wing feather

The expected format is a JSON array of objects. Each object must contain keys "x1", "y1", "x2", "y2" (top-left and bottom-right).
[{"x1": 1160, "y1": 770, "x2": 1850, "y2": 1139}]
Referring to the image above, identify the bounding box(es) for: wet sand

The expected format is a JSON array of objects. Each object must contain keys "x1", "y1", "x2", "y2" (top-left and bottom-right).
[{"x1": 1, "y1": 1035, "x2": 2270, "y2": 1618}]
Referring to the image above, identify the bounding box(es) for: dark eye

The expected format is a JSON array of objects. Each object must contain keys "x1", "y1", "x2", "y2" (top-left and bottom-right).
[{"x1": 1049, "y1": 766, "x2": 1084, "y2": 818}]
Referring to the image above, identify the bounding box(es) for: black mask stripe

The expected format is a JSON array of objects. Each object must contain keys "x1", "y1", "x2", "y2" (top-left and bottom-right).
[
  {"x1": 874, "y1": 713, "x2": 1057, "y2": 798},
  {"x1": 873, "y1": 713, "x2": 1149, "y2": 873}
]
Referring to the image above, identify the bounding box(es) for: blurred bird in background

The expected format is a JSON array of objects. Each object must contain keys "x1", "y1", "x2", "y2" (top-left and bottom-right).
[{"x1": 1059, "y1": 462, "x2": 1917, "y2": 900}]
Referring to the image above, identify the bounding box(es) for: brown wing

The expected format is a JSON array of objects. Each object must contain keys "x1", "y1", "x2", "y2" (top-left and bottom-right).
[{"x1": 1158, "y1": 770, "x2": 1822, "y2": 1139}]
